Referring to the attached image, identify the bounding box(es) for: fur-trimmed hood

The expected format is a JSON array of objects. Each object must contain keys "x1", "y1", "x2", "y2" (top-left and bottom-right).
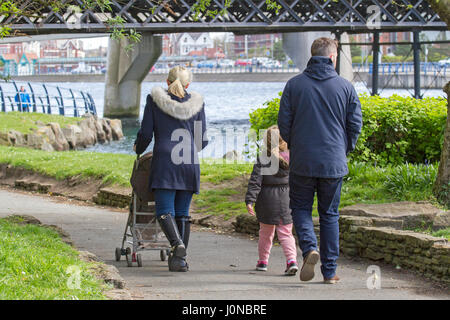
[{"x1": 151, "y1": 86, "x2": 204, "y2": 120}]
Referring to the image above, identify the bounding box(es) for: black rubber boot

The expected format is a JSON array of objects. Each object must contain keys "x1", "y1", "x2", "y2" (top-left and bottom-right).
[
  {"x1": 157, "y1": 213, "x2": 187, "y2": 272},
  {"x1": 175, "y1": 216, "x2": 191, "y2": 249}
]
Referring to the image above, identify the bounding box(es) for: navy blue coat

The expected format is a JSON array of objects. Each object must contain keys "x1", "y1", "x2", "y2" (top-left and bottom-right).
[
  {"x1": 278, "y1": 56, "x2": 362, "y2": 178},
  {"x1": 135, "y1": 86, "x2": 208, "y2": 194}
]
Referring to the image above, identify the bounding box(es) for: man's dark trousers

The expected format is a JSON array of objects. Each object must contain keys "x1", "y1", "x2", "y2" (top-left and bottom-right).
[{"x1": 289, "y1": 174, "x2": 343, "y2": 279}]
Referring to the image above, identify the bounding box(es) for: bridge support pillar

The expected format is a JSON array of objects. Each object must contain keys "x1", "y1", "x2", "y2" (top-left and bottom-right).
[
  {"x1": 104, "y1": 33, "x2": 162, "y2": 118},
  {"x1": 336, "y1": 32, "x2": 353, "y2": 81},
  {"x1": 282, "y1": 32, "x2": 353, "y2": 81}
]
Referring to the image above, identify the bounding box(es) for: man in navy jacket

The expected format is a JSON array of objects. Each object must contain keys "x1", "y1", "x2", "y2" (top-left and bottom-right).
[{"x1": 278, "y1": 37, "x2": 362, "y2": 284}]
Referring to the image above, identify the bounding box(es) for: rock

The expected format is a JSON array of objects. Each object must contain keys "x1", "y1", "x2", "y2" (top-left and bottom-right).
[
  {"x1": 79, "y1": 250, "x2": 101, "y2": 262},
  {"x1": 101, "y1": 118, "x2": 113, "y2": 142},
  {"x1": 102, "y1": 264, "x2": 126, "y2": 289},
  {"x1": 223, "y1": 150, "x2": 242, "y2": 161},
  {"x1": 371, "y1": 218, "x2": 404, "y2": 229},
  {"x1": 31, "y1": 125, "x2": 62, "y2": 151},
  {"x1": 109, "y1": 119, "x2": 123, "y2": 140},
  {"x1": 6, "y1": 214, "x2": 41, "y2": 225},
  {"x1": 105, "y1": 289, "x2": 132, "y2": 300},
  {"x1": 94, "y1": 121, "x2": 106, "y2": 143},
  {"x1": 78, "y1": 118, "x2": 97, "y2": 147},
  {"x1": 7, "y1": 130, "x2": 26, "y2": 147},
  {"x1": 94, "y1": 118, "x2": 107, "y2": 144},
  {"x1": 0, "y1": 132, "x2": 9, "y2": 145},
  {"x1": 432, "y1": 211, "x2": 450, "y2": 231},
  {"x1": 61, "y1": 124, "x2": 83, "y2": 149},
  {"x1": 26, "y1": 132, "x2": 54, "y2": 151},
  {"x1": 340, "y1": 202, "x2": 444, "y2": 230},
  {"x1": 48, "y1": 122, "x2": 70, "y2": 151}
]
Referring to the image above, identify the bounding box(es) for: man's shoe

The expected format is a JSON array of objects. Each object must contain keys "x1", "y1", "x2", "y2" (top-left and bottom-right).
[
  {"x1": 299, "y1": 250, "x2": 320, "y2": 281},
  {"x1": 284, "y1": 261, "x2": 299, "y2": 276},
  {"x1": 256, "y1": 261, "x2": 268, "y2": 271},
  {"x1": 323, "y1": 275, "x2": 340, "y2": 284}
]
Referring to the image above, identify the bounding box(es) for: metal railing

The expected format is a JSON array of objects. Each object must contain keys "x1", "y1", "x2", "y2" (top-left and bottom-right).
[
  {"x1": 352, "y1": 62, "x2": 448, "y2": 76},
  {"x1": 0, "y1": 80, "x2": 96, "y2": 117}
]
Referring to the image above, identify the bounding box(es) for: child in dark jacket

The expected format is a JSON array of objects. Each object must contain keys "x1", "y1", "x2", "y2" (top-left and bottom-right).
[{"x1": 245, "y1": 125, "x2": 298, "y2": 275}]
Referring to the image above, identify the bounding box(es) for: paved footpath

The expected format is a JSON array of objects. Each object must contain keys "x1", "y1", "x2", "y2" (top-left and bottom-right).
[{"x1": 0, "y1": 187, "x2": 448, "y2": 300}]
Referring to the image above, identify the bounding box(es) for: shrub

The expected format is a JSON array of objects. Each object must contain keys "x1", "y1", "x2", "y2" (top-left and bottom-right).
[
  {"x1": 356, "y1": 94, "x2": 446, "y2": 165},
  {"x1": 249, "y1": 93, "x2": 447, "y2": 165},
  {"x1": 384, "y1": 163, "x2": 437, "y2": 200}
]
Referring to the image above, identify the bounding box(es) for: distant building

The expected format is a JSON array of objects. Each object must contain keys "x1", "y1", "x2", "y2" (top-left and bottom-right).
[
  {"x1": 233, "y1": 34, "x2": 281, "y2": 58},
  {"x1": 162, "y1": 34, "x2": 178, "y2": 56},
  {"x1": 0, "y1": 53, "x2": 19, "y2": 76},
  {"x1": 40, "y1": 39, "x2": 84, "y2": 58},
  {"x1": 354, "y1": 32, "x2": 412, "y2": 55},
  {"x1": 84, "y1": 46, "x2": 107, "y2": 58},
  {"x1": 177, "y1": 33, "x2": 214, "y2": 56},
  {"x1": 188, "y1": 47, "x2": 225, "y2": 59},
  {"x1": 0, "y1": 52, "x2": 38, "y2": 76}
]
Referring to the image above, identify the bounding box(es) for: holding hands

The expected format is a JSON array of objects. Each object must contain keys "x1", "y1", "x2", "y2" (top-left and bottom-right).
[{"x1": 246, "y1": 203, "x2": 255, "y2": 216}]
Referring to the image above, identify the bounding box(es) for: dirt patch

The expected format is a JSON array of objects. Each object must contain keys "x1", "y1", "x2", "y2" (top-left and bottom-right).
[
  {"x1": 78, "y1": 250, "x2": 131, "y2": 300},
  {"x1": 189, "y1": 175, "x2": 251, "y2": 233},
  {"x1": 201, "y1": 174, "x2": 249, "y2": 202},
  {"x1": 0, "y1": 163, "x2": 105, "y2": 202}
]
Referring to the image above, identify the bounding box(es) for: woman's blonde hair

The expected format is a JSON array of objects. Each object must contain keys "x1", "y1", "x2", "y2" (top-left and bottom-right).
[{"x1": 167, "y1": 66, "x2": 193, "y2": 99}]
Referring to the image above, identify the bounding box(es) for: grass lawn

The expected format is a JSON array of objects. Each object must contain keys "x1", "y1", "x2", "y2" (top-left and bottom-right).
[
  {"x1": 0, "y1": 111, "x2": 80, "y2": 134},
  {"x1": 195, "y1": 160, "x2": 440, "y2": 220},
  {"x1": 432, "y1": 227, "x2": 450, "y2": 240},
  {"x1": 0, "y1": 216, "x2": 108, "y2": 299},
  {"x1": 0, "y1": 145, "x2": 134, "y2": 186},
  {"x1": 0, "y1": 145, "x2": 441, "y2": 220}
]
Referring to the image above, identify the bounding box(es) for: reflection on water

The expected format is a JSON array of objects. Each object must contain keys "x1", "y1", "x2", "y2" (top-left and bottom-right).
[{"x1": 47, "y1": 81, "x2": 446, "y2": 158}]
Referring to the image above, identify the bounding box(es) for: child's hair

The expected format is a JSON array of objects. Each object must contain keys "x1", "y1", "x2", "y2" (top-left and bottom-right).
[
  {"x1": 263, "y1": 125, "x2": 289, "y2": 169},
  {"x1": 264, "y1": 125, "x2": 288, "y2": 154},
  {"x1": 167, "y1": 66, "x2": 193, "y2": 99}
]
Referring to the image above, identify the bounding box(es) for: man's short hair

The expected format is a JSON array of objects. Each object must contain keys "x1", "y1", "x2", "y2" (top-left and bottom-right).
[{"x1": 311, "y1": 37, "x2": 338, "y2": 57}]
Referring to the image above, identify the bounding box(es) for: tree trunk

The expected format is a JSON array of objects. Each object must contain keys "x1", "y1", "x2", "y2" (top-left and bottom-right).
[
  {"x1": 433, "y1": 83, "x2": 450, "y2": 205},
  {"x1": 426, "y1": 0, "x2": 450, "y2": 205}
]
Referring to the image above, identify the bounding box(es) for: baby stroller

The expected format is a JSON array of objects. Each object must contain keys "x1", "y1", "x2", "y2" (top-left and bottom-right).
[{"x1": 115, "y1": 152, "x2": 170, "y2": 267}]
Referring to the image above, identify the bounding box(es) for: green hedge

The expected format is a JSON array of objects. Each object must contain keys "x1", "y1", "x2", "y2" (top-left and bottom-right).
[{"x1": 249, "y1": 93, "x2": 447, "y2": 165}]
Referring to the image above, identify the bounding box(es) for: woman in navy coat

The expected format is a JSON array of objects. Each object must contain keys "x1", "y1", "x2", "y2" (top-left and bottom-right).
[{"x1": 134, "y1": 66, "x2": 208, "y2": 272}]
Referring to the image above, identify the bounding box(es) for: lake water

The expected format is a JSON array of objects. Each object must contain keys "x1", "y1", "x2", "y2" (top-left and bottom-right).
[{"x1": 45, "y1": 81, "x2": 447, "y2": 158}]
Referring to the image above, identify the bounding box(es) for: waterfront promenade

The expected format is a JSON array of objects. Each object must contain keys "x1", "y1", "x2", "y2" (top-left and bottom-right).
[{"x1": 12, "y1": 71, "x2": 450, "y2": 89}]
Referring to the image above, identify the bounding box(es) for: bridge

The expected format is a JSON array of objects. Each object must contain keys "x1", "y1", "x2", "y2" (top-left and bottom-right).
[
  {"x1": 2, "y1": 0, "x2": 448, "y2": 117},
  {"x1": 5, "y1": 0, "x2": 446, "y2": 34}
]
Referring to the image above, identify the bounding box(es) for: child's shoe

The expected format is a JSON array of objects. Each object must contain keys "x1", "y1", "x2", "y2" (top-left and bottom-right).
[
  {"x1": 285, "y1": 261, "x2": 298, "y2": 276},
  {"x1": 256, "y1": 260, "x2": 268, "y2": 271}
]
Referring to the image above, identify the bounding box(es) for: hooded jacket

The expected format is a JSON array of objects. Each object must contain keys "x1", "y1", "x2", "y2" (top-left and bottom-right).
[
  {"x1": 277, "y1": 56, "x2": 362, "y2": 178},
  {"x1": 245, "y1": 154, "x2": 292, "y2": 225},
  {"x1": 135, "y1": 86, "x2": 208, "y2": 194}
]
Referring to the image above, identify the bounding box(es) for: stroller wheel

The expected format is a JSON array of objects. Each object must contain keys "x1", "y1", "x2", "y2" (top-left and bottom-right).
[
  {"x1": 126, "y1": 254, "x2": 133, "y2": 267},
  {"x1": 115, "y1": 247, "x2": 122, "y2": 261},
  {"x1": 137, "y1": 254, "x2": 143, "y2": 267},
  {"x1": 160, "y1": 250, "x2": 167, "y2": 261}
]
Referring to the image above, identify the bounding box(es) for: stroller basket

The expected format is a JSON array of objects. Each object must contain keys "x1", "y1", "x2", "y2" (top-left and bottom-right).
[{"x1": 115, "y1": 152, "x2": 170, "y2": 267}]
